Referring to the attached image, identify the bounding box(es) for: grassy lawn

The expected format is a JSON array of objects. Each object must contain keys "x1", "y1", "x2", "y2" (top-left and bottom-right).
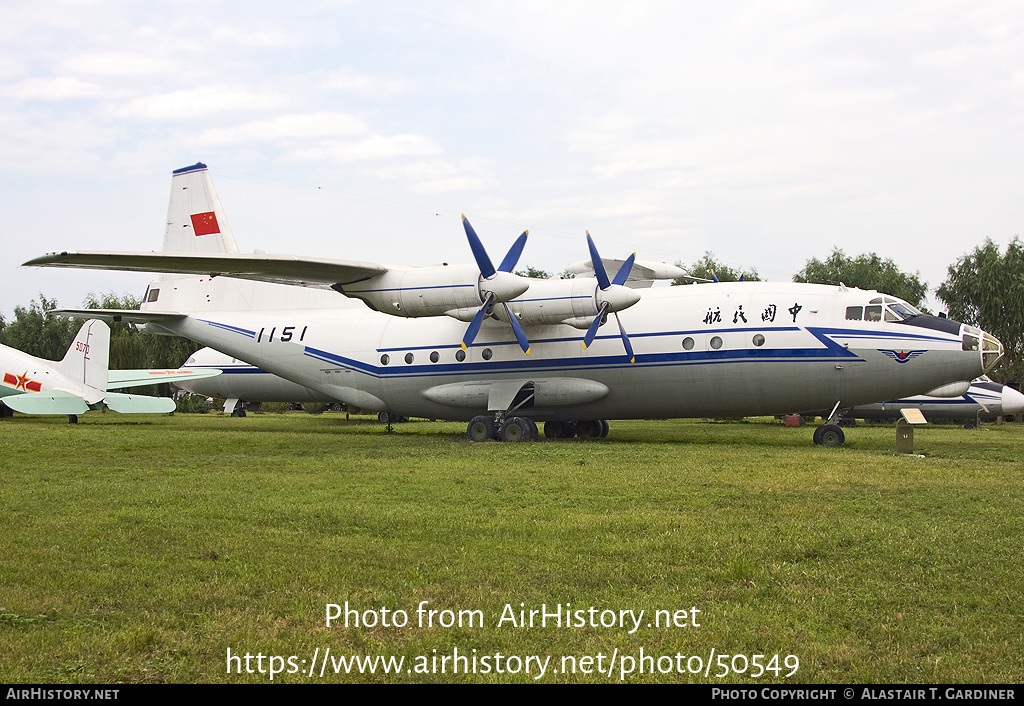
[{"x1": 0, "y1": 412, "x2": 1021, "y2": 683}]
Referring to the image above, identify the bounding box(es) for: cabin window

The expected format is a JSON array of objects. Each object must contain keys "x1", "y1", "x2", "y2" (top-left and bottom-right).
[
  {"x1": 864, "y1": 305, "x2": 882, "y2": 322},
  {"x1": 710, "y1": 336, "x2": 723, "y2": 350},
  {"x1": 147, "y1": 288, "x2": 160, "y2": 303},
  {"x1": 380, "y1": 354, "x2": 390, "y2": 365},
  {"x1": 682, "y1": 337, "x2": 695, "y2": 350},
  {"x1": 455, "y1": 349, "x2": 466, "y2": 362},
  {"x1": 405, "y1": 353, "x2": 414, "y2": 364},
  {"x1": 752, "y1": 334, "x2": 765, "y2": 347},
  {"x1": 845, "y1": 306, "x2": 862, "y2": 320},
  {"x1": 430, "y1": 351, "x2": 439, "y2": 363},
  {"x1": 481, "y1": 348, "x2": 493, "y2": 360}
]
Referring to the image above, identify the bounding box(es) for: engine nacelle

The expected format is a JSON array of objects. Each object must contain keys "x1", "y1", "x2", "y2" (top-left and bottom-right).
[
  {"x1": 923, "y1": 380, "x2": 972, "y2": 398},
  {"x1": 497, "y1": 278, "x2": 641, "y2": 327},
  {"x1": 337, "y1": 264, "x2": 528, "y2": 318}
]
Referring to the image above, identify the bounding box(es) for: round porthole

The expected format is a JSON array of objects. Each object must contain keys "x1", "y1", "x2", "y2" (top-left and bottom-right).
[
  {"x1": 380, "y1": 354, "x2": 390, "y2": 365},
  {"x1": 682, "y1": 337, "x2": 695, "y2": 350},
  {"x1": 710, "y1": 336, "x2": 723, "y2": 350},
  {"x1": 405, "y1": 352, "x2": 414, "y2": 364},
  {"x1": 455, "y1": 350, "x2": 466, "y2": 362},
  {"x1": 430, "y1": 351, "x2": 439, "y2": 363},
  {"x1": 482, "y1": 348, "x2": 493, "y2": 360},
  {"x1": 752, "y1": 334, "x2": 765, "y2": 347}
]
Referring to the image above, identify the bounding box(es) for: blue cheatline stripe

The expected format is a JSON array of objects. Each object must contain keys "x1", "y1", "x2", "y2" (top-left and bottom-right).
[{"x1": 198, "y1": 319, "x2": 257, "y2": 338}]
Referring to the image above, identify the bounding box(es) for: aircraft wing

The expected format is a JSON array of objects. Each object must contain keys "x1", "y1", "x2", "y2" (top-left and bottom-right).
[
  {"x1": 24, "y1": 251, "x2": 388, "y2": 289},
  {"x1": 103, "y1": 392, "x2": 177, "y2": 414},
  {"x1": 107, "y1": 368, "x2": 222, "y2": 389}
]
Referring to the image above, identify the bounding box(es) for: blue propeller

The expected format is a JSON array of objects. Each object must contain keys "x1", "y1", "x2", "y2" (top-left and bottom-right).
[
  {"x1": 581, "y1": 232, "x2": 637, "y2": 363},
  {"x1": 460, "y1": 216, "x2": 531, "y2": 354}
]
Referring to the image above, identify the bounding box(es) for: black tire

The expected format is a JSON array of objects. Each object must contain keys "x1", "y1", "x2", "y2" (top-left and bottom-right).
[
  {"x1": 576, "y1": 420, "x2": 603, "y2": 438},
  {"x1": 467, "y1": 415, "x2": 496, "y2": 442},
  {"x1": 818, "y1": 424, "x2": 845, "y2": 447},
  {"x1": 599, "y1": 419, "x2": 610, "y2": 437},
  {"x1": 812, "y1": 425, "x2": 825, "y2": 445},
  {"x1": 501, "y1": 417, "x2": 534, "y2": 442},
  {"x1": 68, "y1": 414, "x2": 78, "y2": 424},
  {"x1": 544, "y1": 421, "x2": 566, "y2": 438}
]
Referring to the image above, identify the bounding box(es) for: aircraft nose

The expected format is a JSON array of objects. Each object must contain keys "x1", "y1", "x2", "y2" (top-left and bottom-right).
[{"x1": 1001, "y1": 384, "x2": 1024, "y2": 416}]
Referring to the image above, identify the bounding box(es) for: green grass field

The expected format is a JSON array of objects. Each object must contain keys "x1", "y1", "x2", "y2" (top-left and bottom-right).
[{"x1": 1, "y1": 412, "x2": 1021, "y2": 683}]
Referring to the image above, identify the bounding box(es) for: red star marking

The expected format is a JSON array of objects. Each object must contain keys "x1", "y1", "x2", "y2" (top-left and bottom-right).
[{"x1": 15, "y1": 371, "x2": 30, "y2": 391}]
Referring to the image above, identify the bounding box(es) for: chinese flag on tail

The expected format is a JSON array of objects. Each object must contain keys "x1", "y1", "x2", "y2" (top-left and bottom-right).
[{"x1": 190, "y1": 211, "x2": 220, "y2": 236}]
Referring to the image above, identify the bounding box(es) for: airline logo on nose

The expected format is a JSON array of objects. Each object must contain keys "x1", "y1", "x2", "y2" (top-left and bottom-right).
[{"x1": 879, "y1": 349, "x2": 926, "y2": 364}]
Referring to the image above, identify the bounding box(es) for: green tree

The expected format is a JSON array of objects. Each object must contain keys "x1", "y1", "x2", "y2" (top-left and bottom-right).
[
  {"x1": 0, "y1": 295, "x2": 75, "y2": 360},
  {"x1": 514, "y1": 266, "x2": 551, "y2": 279},
  {"x1": 936, "y1": 237, "x2": 1024, "y2": 384},
  {"x1": 793, "y1": 249, "x2": 928, "y2": 309},
  {"x1": 672, "y1": 252, "x2": 759, "y2": 285}
]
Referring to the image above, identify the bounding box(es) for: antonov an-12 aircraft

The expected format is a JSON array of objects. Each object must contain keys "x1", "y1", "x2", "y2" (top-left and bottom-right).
[
  {"x1": 0, "y1": 318, "x2": 220, "y2": 422},
  {"x1": 25, "y1": 163, "x2": 1003, "y2": 444}
]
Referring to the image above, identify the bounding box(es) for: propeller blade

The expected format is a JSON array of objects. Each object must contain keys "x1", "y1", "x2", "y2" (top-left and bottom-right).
[
  {"x1": 611, "y1": 252, "x2": 636, "y2": 287},
  {"x1": 462, "y1": 215, "x2": 496, "y2": 279},
  {"x1": 502, "y1": 303, "x2": 531, "y2": 355},
  {"x1": 582, "y1": 303, "x2": 609, "y2": 349},
  {"x1": 615, "y1": 312, "x2": 635, "y2": 363},
  {"x1": 586, "y1": 231, "x2": 611, "y2": 290},
  {"x1": 497, "y1": 231, "x2": 529, "y2": 273},
  {"x1": 462, "y1": 293, "x2": 494, "y2": 350}
]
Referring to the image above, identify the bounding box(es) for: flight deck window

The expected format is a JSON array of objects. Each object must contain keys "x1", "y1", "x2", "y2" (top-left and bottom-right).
[
  {"x1": 865, "y1": 306, "x2": 882, "y2": 322},
  {"x1": 963, "y1": 334, "x2": 979, "y2": 352},
  {"x1": 147, "y1": 288, "x2": 160, "y2": 303},
  {"x1": 845, "y1": 306, "x2": 862, "y2": 320}
]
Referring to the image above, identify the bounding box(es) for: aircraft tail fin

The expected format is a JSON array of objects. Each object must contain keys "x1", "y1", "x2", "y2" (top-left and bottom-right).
[
  {"x1": 163, "y1": 162, "x2": 239, "y2": 254},
  {"x1": 57, "y1": 319, "x2": 110, "y2": 403}
]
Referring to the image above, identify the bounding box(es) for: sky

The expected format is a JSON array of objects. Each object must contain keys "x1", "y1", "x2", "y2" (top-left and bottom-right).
[{"x1": 2, "y1": 0, "x2": 1023, "y2": 319}]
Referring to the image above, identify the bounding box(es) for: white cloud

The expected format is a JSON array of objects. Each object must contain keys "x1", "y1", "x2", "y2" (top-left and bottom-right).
[
  {"x1": 111, "y1": 85, "x2": 288, "y2": 119},
  {"x1": 6, "y1": 76, "x2": 105, "y2": 100}
]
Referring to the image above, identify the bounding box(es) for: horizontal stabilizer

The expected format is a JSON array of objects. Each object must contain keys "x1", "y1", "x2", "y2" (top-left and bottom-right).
[
  {"x1": 3, "y1": 392, "x2": 89, "y2": 415},
  {"x1": 103, "y1": 392, "x2": 177, "y2": 414},
  {"x1": 51, "y1": 308, "x2": 185, "y2": 325},
  {"x1": 107, "y1": 368, "x2": 221, "y2": 389},
  {"x1": 25, "y1": 251, "x2": 388, "y2": 290}
]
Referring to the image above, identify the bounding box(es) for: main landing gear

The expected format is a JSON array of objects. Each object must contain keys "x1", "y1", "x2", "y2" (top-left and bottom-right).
[{"x1": 466, "y1": 415, "x2": 609, "y2": 442}]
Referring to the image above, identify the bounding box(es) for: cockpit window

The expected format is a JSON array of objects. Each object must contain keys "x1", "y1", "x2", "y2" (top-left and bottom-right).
[
  {"x1": 865, "y1": 305, "x2": 882, "y2": 321},
  {"x1": 147, "y1": 288, "x2": 160, "y2": 303},
  {"x1": 845, "y1": 306, "x2": 863, "y2": 321},
  {"x1": 888, "y1": 302, "x2": 921, "y2": 320}
]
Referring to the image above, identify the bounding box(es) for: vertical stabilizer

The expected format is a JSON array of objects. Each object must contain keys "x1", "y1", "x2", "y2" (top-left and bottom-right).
[
  {"x1": 58, "y1": 320, "x2": 110, "y2": 404},
  {"x1": 163, "y1": 163, "x2": 240, "y2": 254}
]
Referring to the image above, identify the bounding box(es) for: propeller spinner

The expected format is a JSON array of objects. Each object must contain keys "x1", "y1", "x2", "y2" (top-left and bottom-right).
[{"x1": 460, "y1": 215, "x2": 531, "y2": 354}]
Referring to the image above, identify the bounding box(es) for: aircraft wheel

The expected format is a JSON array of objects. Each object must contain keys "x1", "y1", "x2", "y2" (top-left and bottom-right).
[
  {"x1": 501, "y1": 417, "x2": 534, "y2": 442},
  {"x1": 817, "y1": 424, "x2": 845, "y2": 447},
  {"x1": 332, "y1": 403, "x2": 345, "y2": 412},
  {"x1": 576, "y1": 420, "x2": 603, "y2": 438},
  {"x1": 524, "y1": 418, "x2": 539, "y2": 439},
  {"x1": 599, "y1": 419, "x2": 610, "y2": 437},
  {"x1": 379, "y1": 411, "x2": 392, "y2": 423},
  {"x1": 0, "y1": 404, "x2": 13, "y2": 418},
  {"x1": 467, "y1": 415, "x2": 496, "y2": 442},
  {"x1": 68, "y1": 414, "x2": 78, "y2": 424}
]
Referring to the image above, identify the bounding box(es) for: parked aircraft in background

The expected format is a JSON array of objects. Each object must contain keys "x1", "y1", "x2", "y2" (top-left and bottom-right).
[
  {"x1": 177, "y1": 346, "x2": 338, "y2": 416},
  {"x1": 0, "y1": 319, "x2": 220, "y2": 422},
  {"x1": 842, "y1": 377, "x2": 1024, "y2": 424},
  {"x1": 26, "y1": 163, "x2": 1004, "y2": 444}
]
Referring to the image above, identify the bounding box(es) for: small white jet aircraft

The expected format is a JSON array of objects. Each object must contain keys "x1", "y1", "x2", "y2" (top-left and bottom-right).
[
  {"x1": 25, "y1": 163, "x2": 1004, "y2": 444},
  {"x1": 842, "y1": 377, "x2": 1024, "y2": 424},
  {"x1": 0, "y1": 319, "x2": 220, "y2": 422}
]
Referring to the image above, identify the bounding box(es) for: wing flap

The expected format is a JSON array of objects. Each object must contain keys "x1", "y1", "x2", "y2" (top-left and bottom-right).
[
  {"x1": 24, "y1": 251, "x2": 388, "y2": 289},
  {"x1": 3, "y1": 392, "x2": 90, "y2": 415}
]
